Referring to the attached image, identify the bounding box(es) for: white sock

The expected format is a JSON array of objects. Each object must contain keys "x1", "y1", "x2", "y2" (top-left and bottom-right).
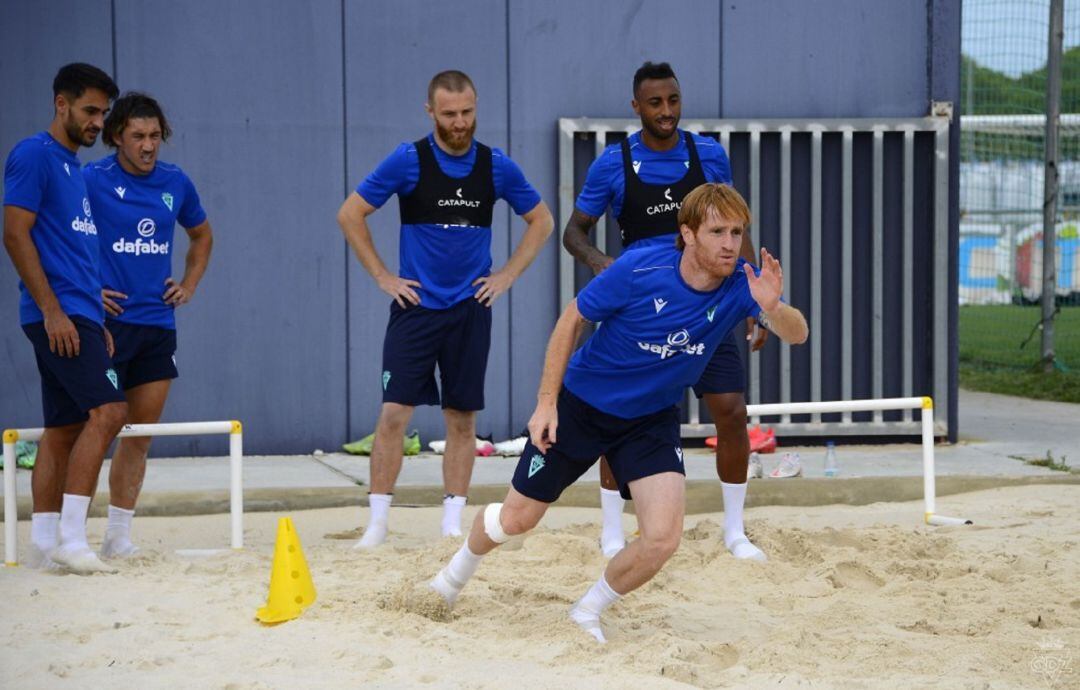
[
  {"x1": 355, "y1": 493, "x2": 392, "y2": 549},
  {"x1": 58, "y1": 493, "x2": 91, "y2": 550},
  {"x1": 101, "y1": 505, "x2": 137, "y2": 558},
  {"x1": 430, "y1": 542, "x2": 484, "y2": 607},
  {"x1": 721, "y1": 481, "x2": 766, "y2": 562},
  {"x1": 599, "y1": 488, "x2": 626, "y2": 557},
  {"x1": 570, "y1": 574, "x2": 621, "y2": 643},
  {"x1": 721, "y1": 481, "x2": 746, "y2": 540},
  {"x1": 441, "y1": 494, "x2": 467, "y2": 537},
  {"x1": 30, "y1": 512, "x2": 60, "y2": 552}
]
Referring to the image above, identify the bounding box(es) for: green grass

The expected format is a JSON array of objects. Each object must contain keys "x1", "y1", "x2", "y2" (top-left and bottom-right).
[{"x1": 959, "y1": 305, "x2": 1080, "y2": 402}]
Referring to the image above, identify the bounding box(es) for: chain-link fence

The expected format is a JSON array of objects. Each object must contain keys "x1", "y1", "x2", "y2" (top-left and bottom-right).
[{"x1": 960, "y1": 0, "x2": 1080, "y2": 401}]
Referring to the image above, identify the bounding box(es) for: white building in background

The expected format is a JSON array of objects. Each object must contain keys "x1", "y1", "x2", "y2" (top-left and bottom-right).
[{"x1": 959, "y1": 115, "x2": 1079, "y2": 304}]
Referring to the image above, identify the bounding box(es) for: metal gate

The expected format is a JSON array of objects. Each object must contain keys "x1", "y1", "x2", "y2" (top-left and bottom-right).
[{"x1": 558, "y1": 117, "x2": 952, "y2": 437}]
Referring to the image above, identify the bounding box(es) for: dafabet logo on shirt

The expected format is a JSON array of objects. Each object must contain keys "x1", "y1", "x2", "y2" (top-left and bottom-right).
[
  {"x1": 637, "y1": 328, "x2": 706, "y2": 360},
  {"x1": 70, "y1": 197, "x2": 97, "y2": 236},
  {"x1": 113, "y1": 218, "x2": 169, "y2": 256}
]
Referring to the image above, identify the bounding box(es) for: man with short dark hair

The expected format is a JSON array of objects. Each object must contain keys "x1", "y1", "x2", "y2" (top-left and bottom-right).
[
  {"x1": 3, "y1": 63, "x2": 126, "y2": 574},
  {"x1": 430, "y1": 183, "x2": 808, "y2": 643},
  {"x1": 84, "y1": 91, "x2": 214, "y2": 558},
  {"x1": 337, "y1": 70, "x2": 553, "y2": 547},
  {"x1": 563, "y1": 61, "x2": 769, "y2": 561}
]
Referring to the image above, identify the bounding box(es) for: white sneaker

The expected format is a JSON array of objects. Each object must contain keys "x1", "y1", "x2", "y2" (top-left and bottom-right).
[
  {"x1": 768, "y1": 452, "x2": 803, "y2": 478},
  {"x1": 493, "y1": 435, "x2": 527, "y2": 456},
  {"x1": 747, "y1": 452, "x2": 764, "y2": 480},
  {"x1": 428, "y1": 437, "x2": 496, "y2": 456}
]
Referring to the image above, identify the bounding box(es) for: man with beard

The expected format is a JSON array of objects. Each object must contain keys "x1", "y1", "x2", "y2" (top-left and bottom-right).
[
  {"x1": 563, "y1": 62, "x2": 769, "y2": 562},
  {"x1": 3, "y1": 63, "x2": 126, "y2": 574},
  {"x1": 430, "y1": 183, "x2": 808, "y2": 643},
  {"x1": 337, "y1": 70, "x2": 553, "y2": 547}
]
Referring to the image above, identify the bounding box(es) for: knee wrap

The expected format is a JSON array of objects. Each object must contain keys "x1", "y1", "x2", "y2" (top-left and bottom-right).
[{"x1": 483, "y1": 503, "x2": 510, "y2": 544}]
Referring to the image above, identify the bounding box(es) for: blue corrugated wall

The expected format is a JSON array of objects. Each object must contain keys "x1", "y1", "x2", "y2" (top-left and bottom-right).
[{"x1": 0, "y1": 0, "x2": 961, "y2": 454}]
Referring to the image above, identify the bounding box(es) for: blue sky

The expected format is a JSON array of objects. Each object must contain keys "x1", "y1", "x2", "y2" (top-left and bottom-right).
[{"x1": 963, "y1": 0, "x2": 1080, "y2": 76}]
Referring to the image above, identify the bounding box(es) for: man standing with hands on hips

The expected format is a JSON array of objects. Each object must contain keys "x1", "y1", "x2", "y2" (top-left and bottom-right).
[{"x1": 337, "y1": 70, "x2": 553, "y2": 547}]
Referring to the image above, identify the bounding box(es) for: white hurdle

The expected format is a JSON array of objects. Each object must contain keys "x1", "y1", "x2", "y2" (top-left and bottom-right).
[
  {"x1": 745, "y1": 396, "x2": 971, "y2": 527},
  {"x1": 3, "y1": 420, "x2": 243, "y2": 567}
]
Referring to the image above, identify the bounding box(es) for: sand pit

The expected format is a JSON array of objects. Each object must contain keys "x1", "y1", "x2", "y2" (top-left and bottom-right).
[{"x1": 2, "y1": 484, "x2": 1078, "y2": 689}]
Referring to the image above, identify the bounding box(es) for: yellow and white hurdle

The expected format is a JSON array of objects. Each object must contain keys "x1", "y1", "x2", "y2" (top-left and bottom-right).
[
  {"x1": 745, "y1": 396, "x2": 970, "y2": 527},
  {"x1": 3, "y1": 420, "x2": 243, "y2": 566}
]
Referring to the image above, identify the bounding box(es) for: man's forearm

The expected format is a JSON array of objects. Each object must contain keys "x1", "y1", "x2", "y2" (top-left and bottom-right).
[
  {"x1": 501, "y1": 207, "x2": 553, "y2": 280},
  {"x1": 759, "y1": 304, "x2": 808, "y2": 345},
  {"x1": 180, "y1": 226, "x2": 213, "y2": 290},
  {"x1": 537, "y1": 300, "x2": 586, "y2": 399},
  {"x1": 3, "y1": 228, "x2": 61, "y2": 316},
  {"x1": 340, "y1": 214, "x2": 391, "y2": 281},
  {"x1": 561, "y1": 209, "x2": 607, "y2": 270}
]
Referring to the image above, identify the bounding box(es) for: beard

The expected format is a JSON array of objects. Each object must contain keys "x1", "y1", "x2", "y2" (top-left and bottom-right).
[
  {"x1": 641, "y1": 116, "x2": 679, "y2": 142},
  {"x1": 64, "y1": 113, "x2": 98, "y2": 147},
  {"x1": 436, "y1": 118, "x2": 476, "y2": 151}
]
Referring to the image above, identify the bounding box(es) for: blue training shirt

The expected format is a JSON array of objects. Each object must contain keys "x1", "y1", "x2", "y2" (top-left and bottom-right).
[
  {"x1": 83, "y1": 154, "x2": 206, "y2": 329},
  {"x1": 575, "y1": 130, "x2": 732, "y2": 250},
  {"x1": 565, "y1": 244, "x2": 762, "y2": 418},
  {"x1": 4, "y1": 132, "x2": 104, "y2": 325},
  {"x1": 357, "y1": 134, "x2": 542, "y2": 309}
]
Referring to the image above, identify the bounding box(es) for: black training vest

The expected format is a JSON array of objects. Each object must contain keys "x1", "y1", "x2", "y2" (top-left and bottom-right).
[
  {"x1": 398, "y1": 137, "x2": 496, "y2": 228},
  {"x1": 616, "y1": 130, "x2": 708, "y2": 246}
]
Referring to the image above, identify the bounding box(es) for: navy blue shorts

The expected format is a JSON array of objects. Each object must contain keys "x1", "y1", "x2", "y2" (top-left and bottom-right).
[
  {"x1": 511, "y1": 387, "x2": 684, "y2": 502},
  {"x1": 107, "y1": 320, "x2": 178, "y2": 390},
  {"x1": 22, "y1": 316, "x2": 127, "y2": 427},
  {"x1": 692, "y1": 329, "x2": 745, "y2": 397},
  {"x1": 381, "y1": 298, "x2": 491, "y2": 411}
]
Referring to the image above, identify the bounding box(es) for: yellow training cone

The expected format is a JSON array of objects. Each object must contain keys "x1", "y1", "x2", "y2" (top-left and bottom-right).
[{"x1": 256, "y1": 517, "x2": 317, "y2": 624}]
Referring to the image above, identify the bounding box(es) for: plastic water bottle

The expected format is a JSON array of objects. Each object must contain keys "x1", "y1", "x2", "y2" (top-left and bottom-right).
[{"x1": 824, "y1": 441, "x2": 839, "y2": 477}]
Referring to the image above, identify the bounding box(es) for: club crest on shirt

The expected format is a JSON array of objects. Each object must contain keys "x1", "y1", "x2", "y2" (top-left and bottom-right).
[{"x1": 161, "y1": 192, "x2": 174, "y2": 210}]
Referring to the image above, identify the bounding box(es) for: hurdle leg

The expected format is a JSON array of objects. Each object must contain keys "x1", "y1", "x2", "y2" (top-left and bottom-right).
[{"x1": 4, "y1": 434, "x2": 18, "y2": 566}]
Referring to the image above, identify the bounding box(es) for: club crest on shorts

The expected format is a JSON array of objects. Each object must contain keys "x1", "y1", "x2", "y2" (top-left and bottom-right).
[
  {"x1": 382, "y1": 370, "x2": 391, "y2": 391},
  {"x1": 105, "y1": 368, "x2": 119, "y2": 390},
  {"x1": 161, "y1": 192, "x2": 174, "y2": 210},
  {"x1": 528, "y1": 454, "x2": 545, "y2": 478}
]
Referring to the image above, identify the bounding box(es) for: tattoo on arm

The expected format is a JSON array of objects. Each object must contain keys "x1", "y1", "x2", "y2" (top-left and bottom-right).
[{"x1": 562, "y1": 209, "x2": 603, "y2": 266}]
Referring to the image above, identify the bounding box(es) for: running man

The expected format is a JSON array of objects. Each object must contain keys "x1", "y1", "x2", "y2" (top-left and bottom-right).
[
  {"x1": 563, "y1": 61, "x2": 769, "y2": 560},
  {"x1": 430, "y1": 183, "x2": 808, "y2": 642},
  {"x1": 337, "y1": 70, "x2": 553, "y2": 547},
  {"x1": 2, "y1": 63, "x2": 124, "y2": 573},
  {"x1": 84, "y1": 92, "x2": 214, "y2": 558}
]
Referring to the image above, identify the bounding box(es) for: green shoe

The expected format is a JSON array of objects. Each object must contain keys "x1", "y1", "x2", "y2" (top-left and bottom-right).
[
  {"x1": 403, "y1": 429, "x2": 421, "y2": 456},
  {"x1": 15, "y1": 441, "x2": 37, "y2": 469},
  {"x1": 342, "y1": 432, "x2": 375, "y2": 455},
  {"x1": 342, "y1": 430, "x2": 421, "y2": 456}
]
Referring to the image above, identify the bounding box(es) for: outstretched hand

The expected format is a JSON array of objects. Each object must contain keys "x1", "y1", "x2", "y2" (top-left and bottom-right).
[{"x1": 743, "y1": 247, "x2": 783, "y2": 313}]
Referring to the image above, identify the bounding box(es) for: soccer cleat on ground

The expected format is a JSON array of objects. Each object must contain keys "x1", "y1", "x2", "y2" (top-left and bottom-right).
[
  {"x1": 747, "y1": 452, "x2": 764, "y2": 479},
  {"x1": 342, "y1": 429, "x2": 420, "y2": 456},
  {"x1": 428, "y1": 436, "x2": 496, "y2": 456},
  {"x1": 493, "y1": 434, "x2": 527, "y2": 456},
  {"x1": 768, "y1": 452, "x2": 803, "y2": 478},
  {"x1": 706, "y1": 425, "x2": 777, "y2": 454}
]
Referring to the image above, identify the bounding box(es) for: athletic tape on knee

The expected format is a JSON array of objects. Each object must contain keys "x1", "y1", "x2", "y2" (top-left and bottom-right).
[{"x1": 483, "y1": 503, "x2": 510, "y2": 544}]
